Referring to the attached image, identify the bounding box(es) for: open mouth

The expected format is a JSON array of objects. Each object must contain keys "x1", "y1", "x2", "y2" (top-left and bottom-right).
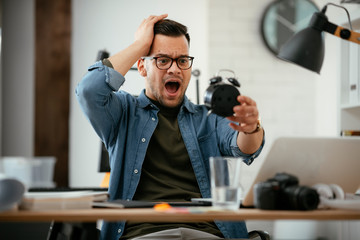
[{"x1": 165, "y1": 81, "x2": 180, "y2": 94}]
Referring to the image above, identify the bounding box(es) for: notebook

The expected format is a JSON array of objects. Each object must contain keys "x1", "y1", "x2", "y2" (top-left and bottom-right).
[{"x1": 242, "y1": 136, "x2": 360, "y2": 207}]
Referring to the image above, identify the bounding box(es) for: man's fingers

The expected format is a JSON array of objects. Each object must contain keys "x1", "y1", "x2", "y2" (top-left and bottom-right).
[
  {"x1": 233, "y1": 105, "x2": 258, "y2": 118},
  {"x1": 157, "y1": 14, "x2": 168, "y2": 19},
  {"x1": 147, "y1": 14, "x2": 168, "y2": 23},
  {"x1": 237, "y1": 95, "x2": 256, "y2": 106},
  {"x1": 227, "y1": 114, "x2": 257, "y2": 125}
]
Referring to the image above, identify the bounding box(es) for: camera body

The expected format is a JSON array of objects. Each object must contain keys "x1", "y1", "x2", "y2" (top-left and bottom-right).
[
  {"x1": 204, "y1": 70, "x2": 241, "y2": 117},
  {"x1": 254, "y1": 173, "x2": 320, "y2": 210}
]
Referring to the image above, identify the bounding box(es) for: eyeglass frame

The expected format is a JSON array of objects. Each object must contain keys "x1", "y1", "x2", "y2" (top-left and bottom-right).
[{"x1": 142, "y1": 55, "x2": 195, "y2": 70}]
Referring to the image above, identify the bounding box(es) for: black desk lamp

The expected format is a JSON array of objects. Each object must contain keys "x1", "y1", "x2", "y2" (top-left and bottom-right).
[{"x1": 278, "y1": 3, "x2": 360, "y2": 73}]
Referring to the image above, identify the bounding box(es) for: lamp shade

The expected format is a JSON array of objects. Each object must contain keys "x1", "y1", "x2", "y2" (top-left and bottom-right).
[{"x1": 277, "y1": 26, "x2": 325, "y2": 73}]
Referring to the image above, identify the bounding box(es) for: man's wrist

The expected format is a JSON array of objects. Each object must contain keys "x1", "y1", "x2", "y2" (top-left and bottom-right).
[{"x1": 244, "y1": 119, "x2": 262, "y2": 135}]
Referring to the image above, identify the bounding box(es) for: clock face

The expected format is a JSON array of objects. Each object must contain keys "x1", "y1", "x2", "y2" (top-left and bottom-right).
[{"x1": 261, "y1": 0, "x2": 319, "y2": 55}]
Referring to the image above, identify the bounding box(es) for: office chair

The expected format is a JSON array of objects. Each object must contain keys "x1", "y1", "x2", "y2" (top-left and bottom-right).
[
  {"x1": 248, "y1": 229, "x2": 271, "y2": 240},
  {"x1": 47, "y1": 221, "x2": 99, "y2": 240}
]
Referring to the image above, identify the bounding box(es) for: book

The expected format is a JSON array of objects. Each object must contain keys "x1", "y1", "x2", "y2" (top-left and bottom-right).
[
  {"x1": 20, "y1": 191, "x2": 108, "y2": 210},
  {"x1": 341, "y1": 130, "x2": 360, "y2": 136}
]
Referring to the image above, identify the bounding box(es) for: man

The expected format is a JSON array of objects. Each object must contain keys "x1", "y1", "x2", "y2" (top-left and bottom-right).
[{"x1": 76, "y1": 14, "x2": 264, "y2": 240}]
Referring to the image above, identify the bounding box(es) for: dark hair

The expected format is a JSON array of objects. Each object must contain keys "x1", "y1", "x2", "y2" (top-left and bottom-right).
[{"x1": 154, "y1": 19, "x2": 190, "y2": 45}]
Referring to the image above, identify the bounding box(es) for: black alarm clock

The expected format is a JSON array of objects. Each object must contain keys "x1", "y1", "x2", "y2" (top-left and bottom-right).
[{"x1": 204, "y1": 70, "x2": 241, "y2": 117}]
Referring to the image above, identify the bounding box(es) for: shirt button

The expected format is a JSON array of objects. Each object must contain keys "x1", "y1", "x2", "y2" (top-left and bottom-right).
[
  {"x1": 118, "y1": 228, "x2": 122, "y2": 234},
  {"x1": 141, "y1": 138, "x2": 146, "y2": 142},
  {"x1": 134, "y1": 169, "x2": 139, "y2": 174},
  {"x1": 151, "y1": 117, "x2": 156, "y2": 121}
]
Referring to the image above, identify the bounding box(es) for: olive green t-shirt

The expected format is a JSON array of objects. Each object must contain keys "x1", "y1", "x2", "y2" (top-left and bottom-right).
[{"x1": 120, "y1": 100, "x2": 222, "y2": 239}]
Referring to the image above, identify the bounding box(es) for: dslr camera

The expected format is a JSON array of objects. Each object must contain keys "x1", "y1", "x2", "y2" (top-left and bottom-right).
[{"x1": 254, "y1": 173, "x2": 319, "y2": 210}]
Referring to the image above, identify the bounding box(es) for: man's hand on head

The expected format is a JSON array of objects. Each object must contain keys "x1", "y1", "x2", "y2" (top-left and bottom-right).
[
  {"x1": 107, "y1": 14, "x2": 168, "y2": 76},
  {"x1": 134, "y1": 14, "x2": 168, "y2": 56}
]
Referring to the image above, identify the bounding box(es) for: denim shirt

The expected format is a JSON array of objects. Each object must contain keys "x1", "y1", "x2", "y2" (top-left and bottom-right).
[{"x1": 76, "y1": 61, "x2": 264, "y2": 240}]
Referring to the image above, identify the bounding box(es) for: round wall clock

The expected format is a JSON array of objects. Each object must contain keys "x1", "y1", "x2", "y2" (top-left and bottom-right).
[{"x1": 261, "y1": 0, "x2": 319, "y2": 55}]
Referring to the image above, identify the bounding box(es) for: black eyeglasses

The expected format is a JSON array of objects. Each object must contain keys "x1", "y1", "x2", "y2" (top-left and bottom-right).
[{"x1": 142, "y1": 56, "x2": 194, "y2": 70}]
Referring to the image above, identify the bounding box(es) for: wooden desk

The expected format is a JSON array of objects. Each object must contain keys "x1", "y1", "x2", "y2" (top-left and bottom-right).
[{"x1": 1, "y1": 208, "x2": 360, "y2": 222}]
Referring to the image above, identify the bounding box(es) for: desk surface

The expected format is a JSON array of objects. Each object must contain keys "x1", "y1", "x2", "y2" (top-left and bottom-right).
[{"x1": 1, "y1": 208, "x2": 360, "y2": 222}]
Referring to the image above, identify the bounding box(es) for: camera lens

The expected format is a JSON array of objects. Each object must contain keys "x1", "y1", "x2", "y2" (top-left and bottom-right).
[{"x1": 284, "y1": 186, "x2": 319, "y2": 210}]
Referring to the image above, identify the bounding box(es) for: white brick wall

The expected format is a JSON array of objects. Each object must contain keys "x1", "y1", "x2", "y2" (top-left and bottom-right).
[{"x1": 209, "y1": 0, "x2": 318, "y2": 146}]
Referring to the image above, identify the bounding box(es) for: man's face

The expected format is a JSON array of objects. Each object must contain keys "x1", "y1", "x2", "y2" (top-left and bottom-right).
[{"x1": 138, "y1": 34, "x2": 192, "y2": 108}]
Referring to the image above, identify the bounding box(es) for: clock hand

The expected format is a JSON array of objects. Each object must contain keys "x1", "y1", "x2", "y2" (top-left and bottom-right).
[
  {"x1": 295, "y1": 14, "x2": 314, "y2": 31},
  {"x1": 275, "y1": 14, "x2": 296, "y2": 33}
]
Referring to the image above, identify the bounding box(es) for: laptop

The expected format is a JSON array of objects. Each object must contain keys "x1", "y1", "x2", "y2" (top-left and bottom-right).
[{"x1": 242, "y1": 136, "x2": 360, "y2": 207}]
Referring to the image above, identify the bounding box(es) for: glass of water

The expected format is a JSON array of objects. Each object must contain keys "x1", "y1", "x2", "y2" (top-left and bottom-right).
[{"x1": 210, "y1": 156, "x2": 244, "y2": 210}]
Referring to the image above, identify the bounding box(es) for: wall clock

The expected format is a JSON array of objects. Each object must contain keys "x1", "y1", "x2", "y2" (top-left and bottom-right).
[{"x1": 261, "y1": 0, "x2": 319, "y2": 55}]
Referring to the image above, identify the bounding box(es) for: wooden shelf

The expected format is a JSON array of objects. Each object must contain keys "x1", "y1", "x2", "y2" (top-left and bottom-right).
[{"x1": 340, "y1": 103, "x2": 360, "y2": 109}]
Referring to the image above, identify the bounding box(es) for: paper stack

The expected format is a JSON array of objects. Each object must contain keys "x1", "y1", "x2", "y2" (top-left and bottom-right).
[{"x1": 20, "y1": 191, "x2": 108, "y2": 210}]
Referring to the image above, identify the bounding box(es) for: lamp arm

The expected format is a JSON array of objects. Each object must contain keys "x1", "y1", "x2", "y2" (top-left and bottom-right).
[
  {"x1": 323, "y1": 21, "x2": 360, "y2": 45},
  {"x1": 320, "y1": 3, "x2": 359, "y2": 45}
]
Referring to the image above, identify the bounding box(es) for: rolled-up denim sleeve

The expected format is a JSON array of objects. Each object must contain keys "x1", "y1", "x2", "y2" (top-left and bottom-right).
[
  {"x1": 230, "y1": 131, "x2": 265, "y2": 165},
  {"x1": 75, "y1": 61, "x2": 126, "y2": 143}
]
